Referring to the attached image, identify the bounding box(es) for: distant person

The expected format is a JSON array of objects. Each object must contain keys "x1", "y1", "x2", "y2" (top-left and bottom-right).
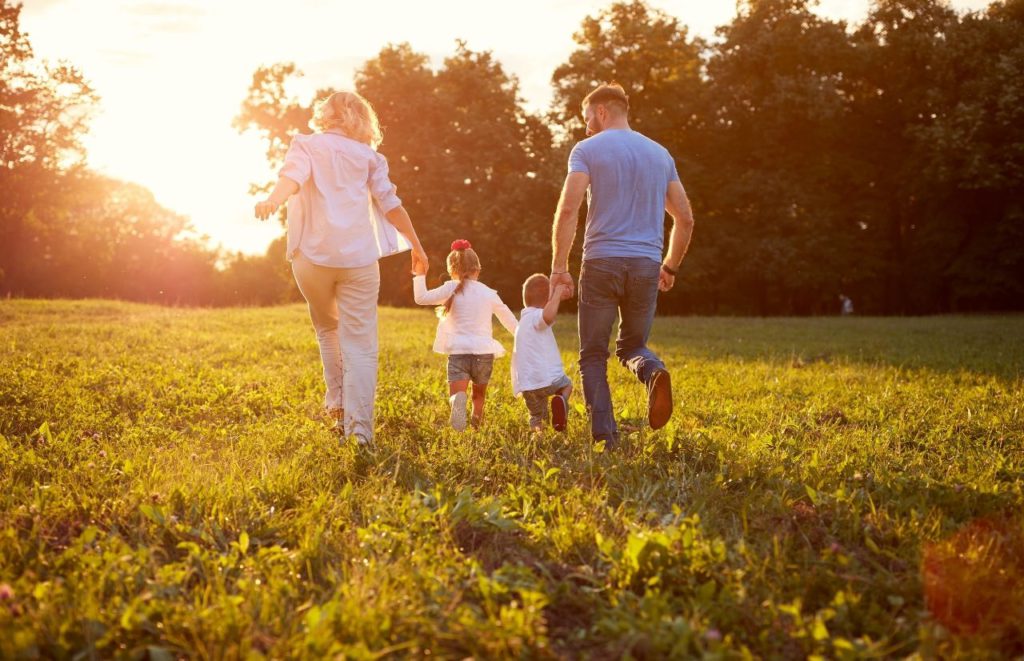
[
  {"x1": 549, "y1": 83, "x2": 695, "y2": 449},
  {"x1": 512, "y1": 274, "x2": 574, "y2": 433},
  {"x1": 254, "y1": 91, "x2": 428, "y2": 446},
  {"x1": 412, "y1": 240, "x2": 518, "y2": 431},
  {"x1": 839, "y1": 294, "x2": 854, "y2": 316}
]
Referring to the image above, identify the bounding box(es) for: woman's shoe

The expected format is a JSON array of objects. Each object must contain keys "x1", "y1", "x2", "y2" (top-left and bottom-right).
[{"x1": 325, "y1": 407, "x2": 345, "y2": 434}]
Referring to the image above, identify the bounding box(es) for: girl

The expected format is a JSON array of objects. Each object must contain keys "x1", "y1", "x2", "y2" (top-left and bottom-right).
[{"x1": 413, "y1": 240, "x2": 517, "y2": 430}]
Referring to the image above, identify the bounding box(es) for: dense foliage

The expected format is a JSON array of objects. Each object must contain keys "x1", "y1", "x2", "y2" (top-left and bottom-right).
[{"x1": 4, "y1": 0, "x2": 1024, "y2": 313}]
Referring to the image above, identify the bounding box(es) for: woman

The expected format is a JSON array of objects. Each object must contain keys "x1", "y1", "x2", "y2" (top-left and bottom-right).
[{"x1": 254, "y1": 91, "x2": 428, "y2": 445}]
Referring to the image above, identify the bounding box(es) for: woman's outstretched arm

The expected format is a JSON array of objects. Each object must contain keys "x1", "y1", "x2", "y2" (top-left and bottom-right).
[{"x1": 254, "y1": 176, "x2": 300, "y2": 221}]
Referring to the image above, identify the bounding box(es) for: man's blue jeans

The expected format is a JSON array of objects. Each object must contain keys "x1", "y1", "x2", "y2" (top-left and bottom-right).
[{"x1": 578, "y1": 256, "x2": 666, "y2": 441}]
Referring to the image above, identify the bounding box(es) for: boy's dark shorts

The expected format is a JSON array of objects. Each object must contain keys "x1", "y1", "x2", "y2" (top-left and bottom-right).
[{"x1": 522, "y1": 373, "x2": 572, "y2": 426}]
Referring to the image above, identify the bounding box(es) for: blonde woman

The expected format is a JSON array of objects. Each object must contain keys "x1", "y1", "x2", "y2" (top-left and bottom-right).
[
  {"x1": 412, "y1": 240, "x2": 517, "y2": 431},
  {"x1": 255, "y1": 91, "x2": 428, "y2": 445}
]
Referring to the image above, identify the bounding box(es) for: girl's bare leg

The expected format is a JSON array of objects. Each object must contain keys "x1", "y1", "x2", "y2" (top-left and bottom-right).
[{"x1": 470, "y1": 383, "x2": 488, "y2": 427}]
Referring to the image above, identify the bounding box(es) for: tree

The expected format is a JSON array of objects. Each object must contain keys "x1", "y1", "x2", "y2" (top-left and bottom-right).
[
  {"x1": 232, "y1": 62, "x2": 313, "y2": 197},
  {"x1": 902, "y1": 0, "x2": 1024, "y2": 309},
  {"x1": 358, "y1": 42, "x2": 559, "y2": 303},
  {"x1": 549, "y1": 1, "x2": 709, "y2": 312},
  {"x1": 237, "y1": 42, "x2": 560, "y2": 307},
  {"x1": 550, "y1": 0, "x2": 705, "y2": 144},
  {"x1": 700, "y1": 0, "x2": 865, "y2": 314},
  {"x1": 0, "y1": 0, "x2": 97, "y2": 294}
]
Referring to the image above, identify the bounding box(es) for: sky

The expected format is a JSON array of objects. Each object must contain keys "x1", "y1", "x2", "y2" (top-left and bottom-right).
[{"x1": 22, "y1": 0, "x2": 991, "y2": 256}]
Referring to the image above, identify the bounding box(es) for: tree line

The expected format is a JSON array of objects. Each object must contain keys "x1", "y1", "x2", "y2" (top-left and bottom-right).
[{"x1": 4, "y1": 0, "x2": 1023, "y2": 314}]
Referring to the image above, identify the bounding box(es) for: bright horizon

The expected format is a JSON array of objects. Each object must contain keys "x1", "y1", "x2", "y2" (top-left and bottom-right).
[{"x1": 24, "y1": 0, "x2": 990, "y2": 257}]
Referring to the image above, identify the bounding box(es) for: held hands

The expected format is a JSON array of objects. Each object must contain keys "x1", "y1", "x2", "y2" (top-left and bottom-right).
[
  {"x1": 254, "y1": 199, "x2": 280, "y2": 221},
  {"x1": 411, "y1": 246, "x2": 429, "y2": 276},
  {"x1": 550, "y1": 271, "x2": 574, "y2": 299},
  {"x1": 552, "y1": 283, "x2": 572, "y2": 301}
]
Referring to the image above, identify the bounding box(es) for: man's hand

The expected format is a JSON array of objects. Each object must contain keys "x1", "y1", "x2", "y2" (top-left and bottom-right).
[
  {"x1": 658, "y1": 267, "x2": 676, "y2": 292},
  {"x1": 254, "y1": 199, "x2": 280, "y2": 221},
  {"x1": 411, "y1": 246, "x2": 429, "y2": 276},
  {"x1": 550, "y1": 271, "x2": 574, "y2": 299},
  {"x1": 554, "y1": 283, "x2": 572, "y2": 301}
]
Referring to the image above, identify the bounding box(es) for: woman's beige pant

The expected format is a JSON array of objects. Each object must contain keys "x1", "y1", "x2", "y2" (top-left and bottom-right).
[{"x1": 291, "y1": 253, "x2": 379, "y2": 441}]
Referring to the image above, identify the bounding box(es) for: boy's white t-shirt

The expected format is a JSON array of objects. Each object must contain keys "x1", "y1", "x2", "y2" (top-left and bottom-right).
[{"x1": 512, "y1": 307, "x2": 568, "y2": 396}]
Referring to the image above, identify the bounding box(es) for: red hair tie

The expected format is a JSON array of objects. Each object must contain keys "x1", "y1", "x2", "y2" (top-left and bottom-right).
[{"x1": 450, "y1": 239, "x2": 472, "y2": 251}]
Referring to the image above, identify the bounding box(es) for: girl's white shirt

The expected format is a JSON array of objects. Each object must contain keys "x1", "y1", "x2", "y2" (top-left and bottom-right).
[{"x1": 413, "y1": 276, "x2": 518, "y2": 357}]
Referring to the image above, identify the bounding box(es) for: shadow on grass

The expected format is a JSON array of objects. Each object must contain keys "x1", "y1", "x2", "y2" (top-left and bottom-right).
[{"x1": 549, "y1": 315, "x2": 1024, "y2": 381}]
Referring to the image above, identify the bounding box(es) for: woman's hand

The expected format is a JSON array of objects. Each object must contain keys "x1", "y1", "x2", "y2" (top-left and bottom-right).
[
  {"x1": 254, "y1": 199, "x2": 280, "y2": 221},
  {"x1": 411, "y1": 246, "x2": 429, "y2": 276}
]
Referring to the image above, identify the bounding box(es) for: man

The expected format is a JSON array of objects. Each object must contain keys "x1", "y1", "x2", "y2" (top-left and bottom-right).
[{"x1": 550, "y1": 83, "x2": 695, "y2": 448}]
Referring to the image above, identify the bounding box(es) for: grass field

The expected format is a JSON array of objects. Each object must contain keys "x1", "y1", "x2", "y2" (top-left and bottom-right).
[{"x1": 1, "y1": 300, "x2": 1022, "y2": 659}]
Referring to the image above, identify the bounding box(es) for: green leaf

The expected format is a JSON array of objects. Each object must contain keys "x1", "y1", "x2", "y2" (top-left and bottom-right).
[
  {"x1": 812, "y1": 617, "x2": 829, "y2": 641},
  {"x1": 139, "y1": 504, "x2": 165, "y2": 526}
]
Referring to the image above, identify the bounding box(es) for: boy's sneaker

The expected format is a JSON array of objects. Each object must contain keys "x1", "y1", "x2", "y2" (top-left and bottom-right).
[
  {"x1": 647, "y1": 369, "x2": 673, "y2": 430},
  {"x1": 449, "y1": 392, "x2": 468, "y2": 431},
  {"x1": 550, "y1": 394, "x2": 568, "y2": 432}
]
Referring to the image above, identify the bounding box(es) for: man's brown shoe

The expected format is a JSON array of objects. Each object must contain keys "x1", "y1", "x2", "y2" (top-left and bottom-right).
[{"x1": 648, "y1": 369, "x2": 673, "y2": 430}]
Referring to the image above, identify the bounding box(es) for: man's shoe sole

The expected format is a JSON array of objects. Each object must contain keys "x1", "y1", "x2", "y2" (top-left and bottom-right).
[
  {"x1": 648, "y1": 370, "x2": 673, "y2": 430},
  {"x1": 551, "y1": 395, "x2": 568, "y2": 432}
]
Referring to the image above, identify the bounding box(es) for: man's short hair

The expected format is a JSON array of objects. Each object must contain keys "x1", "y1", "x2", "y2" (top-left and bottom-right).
[
  {"x1": 523, "y1": 273, "x2": 550, "y2": 308},
  {"x1": 582, "y1": 83, "x2": 629, "y2": 114}
]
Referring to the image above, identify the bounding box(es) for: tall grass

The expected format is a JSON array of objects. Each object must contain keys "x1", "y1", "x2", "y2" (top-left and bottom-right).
[{"x1": 1, "y1": 300, "x2": 1022, "y2": 658}]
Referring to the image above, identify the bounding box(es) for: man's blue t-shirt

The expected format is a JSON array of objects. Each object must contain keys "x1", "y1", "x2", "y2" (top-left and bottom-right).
[{"x1": 568, "y1": 129, "x2": 680, "y2": 263}]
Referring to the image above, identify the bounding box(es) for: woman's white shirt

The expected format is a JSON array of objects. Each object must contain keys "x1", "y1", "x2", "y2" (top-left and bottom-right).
[
  {"x1": 280, "y1": 132, "x2": 408, "y2": 268},
  {"x1": 413, "y1": 276, "x2": 518, "y2": 357}
]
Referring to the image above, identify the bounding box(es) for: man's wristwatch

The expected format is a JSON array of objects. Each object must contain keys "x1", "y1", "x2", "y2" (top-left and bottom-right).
[{"x1": 661, "y1": 263, "x2": 678, "y2": 276}]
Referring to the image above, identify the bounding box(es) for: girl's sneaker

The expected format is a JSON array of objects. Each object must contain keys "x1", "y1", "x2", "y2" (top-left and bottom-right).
[
  {"x1": 550, "y1": 394, "x2": 568, "y2": 432},
  {"x1": 449, "y1": 392, "x2": 468, "y2": 431}
]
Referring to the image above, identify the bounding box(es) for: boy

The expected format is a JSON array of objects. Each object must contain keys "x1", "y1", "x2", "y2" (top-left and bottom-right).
[{"x1": 512, "y1": 274, "x2": 573, "y2": 432}]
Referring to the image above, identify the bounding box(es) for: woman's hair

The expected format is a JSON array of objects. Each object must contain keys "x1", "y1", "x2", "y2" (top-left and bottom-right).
[
  {"x1": 442, "y1": 242, "x2": 481, "y2": 316},
  {"x1": 311, "y1": 91, "x2": 383, "y2": 149}
]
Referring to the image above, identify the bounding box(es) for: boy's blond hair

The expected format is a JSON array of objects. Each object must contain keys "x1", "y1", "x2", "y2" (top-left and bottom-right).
[{"x1": 522, "y1": 273, "x2": 549, "y2": 308}]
